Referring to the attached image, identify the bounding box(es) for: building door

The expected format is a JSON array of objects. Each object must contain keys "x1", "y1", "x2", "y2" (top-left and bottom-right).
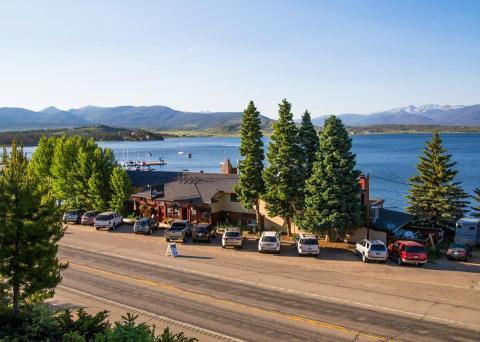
[{"x1": 181, "y1": 207, "x2": 188, "y2": 220}]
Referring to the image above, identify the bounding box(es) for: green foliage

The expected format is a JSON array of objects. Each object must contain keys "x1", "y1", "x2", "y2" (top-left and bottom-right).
[
  {"x1": 233, "y1": 101, "x2": 265, "y2": 227},
  {"x1": 262, "y1": 99, "x2": 303, "y2": 235},
  {"x1": 299, "y1": 116, "x2": 363, "y2": 237},
  {"x1": 109, "y1": 167, "x2": 132, "y2": 216},
  {"x1": 30, "y1": 135, "x2": 118, "y2": 212},
  {"x1": 0, "y1": 142, "x2": 67, "y2": 315},
  {"x1": 0, "y1": 304, "x2": 197, "y2": 342},
  {"x1": 471, "y1": 188, "x2": 480, "y2": 218},
  {"x1": 406, "y1": 131, "x2": 469, "y2": 227},
  {"x1": 298, "y1": 110, "x2": 319, "y2": 177}
]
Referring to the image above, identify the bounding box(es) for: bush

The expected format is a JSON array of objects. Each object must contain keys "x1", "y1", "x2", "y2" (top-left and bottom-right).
[{"x1": 0, "y1": 304, "x2": 197, "y2": 342}]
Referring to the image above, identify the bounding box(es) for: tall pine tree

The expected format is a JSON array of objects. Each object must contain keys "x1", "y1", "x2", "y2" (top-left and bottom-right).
[
  {"x1": 263, "y1": 99, "x2": 303, "y2": 236},
  {"x1": 472, "y1": 188, "x2": 480, "y2": 218},
  {"x1": 299, "y1": 116, "x2": 363, "y2": 238},
  {"x1": 407, "y1": 131, "x2": 468, "y2": 227},
  {"x1": 298, "y1": 110, "x2": 319, "y2": 177},
  {"x1": 0, "y1": 142, "x2": 67, "y2": 316},
  {"x1": 233, "y1": 101, "x2": 265, "y2": 228}
]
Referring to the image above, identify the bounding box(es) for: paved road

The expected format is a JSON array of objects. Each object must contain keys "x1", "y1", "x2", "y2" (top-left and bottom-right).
[{"x1": 54, "y1": 224, "x2": 480, "y2": 341}]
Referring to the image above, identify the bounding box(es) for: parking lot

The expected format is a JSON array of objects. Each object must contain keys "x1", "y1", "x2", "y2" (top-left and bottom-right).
[{"x1": 53, "y1": 223, "x2": 480, "y2": 341}]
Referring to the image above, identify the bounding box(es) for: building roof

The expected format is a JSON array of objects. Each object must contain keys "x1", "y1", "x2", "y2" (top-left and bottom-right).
[
  {"x1": 128, "y1": 171, "x2": 239, "y2": 204},
  {"x1": 371, "y1": 208, "x2": 413, "y2": 233}
]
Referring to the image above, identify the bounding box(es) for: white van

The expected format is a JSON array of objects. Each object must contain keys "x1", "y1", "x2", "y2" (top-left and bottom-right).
[
  {"x1": 258, "y1": 231, "x2": 281, "y2": 253},
  {"x1": 455, "y1": 217, "x2": 480, "y2": 246},
  {"x1": 296, "y1": 234, "x2": 319, "y2": 256}
]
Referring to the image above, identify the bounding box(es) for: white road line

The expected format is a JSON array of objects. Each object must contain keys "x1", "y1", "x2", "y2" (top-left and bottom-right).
[
  {"x1": 60, "y1": 243, "x2": 480, "y2": 330},
  {"x1": 57, "y1": 285, "x2": 245, "y2": 342}
]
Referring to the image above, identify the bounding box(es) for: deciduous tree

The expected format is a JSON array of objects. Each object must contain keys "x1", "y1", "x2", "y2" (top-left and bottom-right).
[
  {"x1": 110, "y1": 166, "x2": 132, "y2": 216},
  {"x1": 299, "y1": 116, "x2": 363, "y2": 238},
  {"x1": 233, "y1": 101, "x2": 265, "y2": 229},
  {"x1": 407, "y1": 131, "x2": 468, "y2": 227}
]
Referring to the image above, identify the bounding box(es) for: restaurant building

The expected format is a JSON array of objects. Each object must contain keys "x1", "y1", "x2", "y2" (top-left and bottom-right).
[{"x1": 128, "y1": 170, "x2": 256, "y2": 225}]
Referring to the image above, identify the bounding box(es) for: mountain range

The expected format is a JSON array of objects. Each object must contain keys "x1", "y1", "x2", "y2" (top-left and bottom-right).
[
  {"x1": 0, "y1": 105, "x2": 272, "y2": 132},
  {"x1": 311, "y1": 104, "x2": 480, "y2": 127},
  {"x1": 0, "y1": 104, "x2": 479, "y2": 132}
]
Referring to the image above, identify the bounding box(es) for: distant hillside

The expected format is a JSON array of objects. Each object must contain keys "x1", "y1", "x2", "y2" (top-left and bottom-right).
[
  {"x1": 0, "y1": 126, "x2": 164, "y2": 146},
  {"x1": 312, "y1": 104, "x2": 480, "y2": 127},
  {"x1": 0, "y1": 105, "x2": 274, "y2": 132}
]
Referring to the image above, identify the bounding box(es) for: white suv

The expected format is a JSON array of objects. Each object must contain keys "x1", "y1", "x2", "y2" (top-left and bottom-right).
[
  {"x1": 258, "y1": 231, "x2": 281, "y2": 253},
  {"x1": 95, "y1": 212, "x2": 123, "y2": 231},
  {"x1": 296, "y1": 234, "x2": 319, "y2": 256},
  {"x1": 222, "y1": 228, "x2": 243, "y2": 249},
  {"x1": 355, "y1": 239, "x2": 388, "y2": 263}
]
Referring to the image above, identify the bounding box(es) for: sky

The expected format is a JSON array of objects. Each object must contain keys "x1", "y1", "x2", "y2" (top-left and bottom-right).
[{"x1": 0, "y1": 0, "x2": 479, "y2": 119}]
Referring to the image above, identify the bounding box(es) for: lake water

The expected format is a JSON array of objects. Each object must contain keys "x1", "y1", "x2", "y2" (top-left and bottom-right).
[{"x1": 20, "y1": 133, "x2": 480, "y2": 210}]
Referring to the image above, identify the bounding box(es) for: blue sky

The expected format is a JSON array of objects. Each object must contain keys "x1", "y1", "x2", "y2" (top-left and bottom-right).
[{"x1": 0, "y1": 0, "x2": 479, "y2": 118}]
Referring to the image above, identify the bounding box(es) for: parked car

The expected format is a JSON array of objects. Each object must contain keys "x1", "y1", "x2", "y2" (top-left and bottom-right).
[
  {"x1": 258, "y1": 231, "x2": 281, "y2": 253},
  {"x1": 222, "y1": 228, "x2": 243, "y2": 249},
  {"x1": 355, "y1": 239, "x2": 388, "y2": 263},
  {"x1": 165, "y1": 220, "x2": 192, "y2": 242},
  {"x1": 296, "y1": 234, "x2": 319, "y2": 256},
  {"x1": 447, "y1": 242, "x2": 472, "y2": 261},
  {"x1": 388, "y1": 240, "x2": 427, "y2": 266},
  {"x1": 192, "y1": 223, "x2": 215, "y2": 242},
  {"x1": 81, "y1": 211, "x2": 98, "y2": 225},
  {"x1": 63, "y1": 209, "x2": 84, "y2": 224},
  {"x1": 95, "y1": 212, "x2": 123, "y2": 231},
  {"x1": 133, "y1": 217, "x2": 158, "y2": 235}
]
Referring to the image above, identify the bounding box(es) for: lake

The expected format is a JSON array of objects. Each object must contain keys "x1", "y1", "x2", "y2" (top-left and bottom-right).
[{"x1": 20, "y1": 133, "x2": 480, "y2": 210}]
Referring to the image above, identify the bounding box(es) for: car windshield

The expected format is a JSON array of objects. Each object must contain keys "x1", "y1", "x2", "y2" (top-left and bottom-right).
[
  {"x1": 67, "y1": 210, "x2": 78, "y2": 215},
  {"x1": 96, "y1": 214, "x2": 112, "y2": 221},
  {"x1": 407, "y1": 245, "x2": 426, "y2": 253},
  {"x1": 371, "y1": 244, "x2": 386, "y2": 251},
  {"x1": 225, "y1": 232, "x2": 240, "y2": 238},
  {"x1": 300, "y1": 239, "x2": 318, "y2": 245},
  {"x1": 195, "y1": 227, "x2": 208, "y2": 233},
  {"x1": 261, "y1": 236, "x2": 277, "y2": 242},
  {"x1": 137, "y1": 220, "x2": 147, "y2": 226},
  {"x1": 85, "y1": 212, "x2": 95, "y2": 216},
  {"x1": 449, "y1": 243, "x2": 465, "y2": 249},
  {"x1": 171, "y1": 222, "x2": 187, "y2": 228}
]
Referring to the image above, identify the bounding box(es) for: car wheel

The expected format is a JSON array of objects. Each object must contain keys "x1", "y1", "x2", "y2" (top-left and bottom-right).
[
  {"x1": 166, "y1": 238, "x2": 170, "y2": 242},
  {"x1": 95, "y1": 227, "x2": 99, "y2": 230},
  {"x1": 397, "y1": 257, "x2": 402, "y2": 265},
  {"x1": 238, "y1": 246, "x2": 243, "y2": 249},
  {"x1": 222, "y1": 244, "x2": 225, "y2": 249},
  {"x1": 193, "y1": 239, "x2": 196, "y2": 243},
  {"x1": 208, "y1": 238, "x2": 211, "y2": 243}
]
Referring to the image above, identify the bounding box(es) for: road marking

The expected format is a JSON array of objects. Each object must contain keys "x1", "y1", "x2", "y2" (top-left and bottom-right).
[
  {"x1": 60, "y1": 243, "x2": 480, "y2": 330},
  {"x1": 67, "y1": 261, "x2": 392, "y2": 341},
  {"x1": 57, "y1": 285, "x2": 245, "y2": 342}
]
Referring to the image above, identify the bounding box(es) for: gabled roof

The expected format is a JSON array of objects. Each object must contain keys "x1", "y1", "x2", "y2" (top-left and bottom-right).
[
  {"x1": 128, "y1": 171, "x2": 239, "y2": 204},
  {"x1": 371, "y1": 208, "x2": 413, "y2": 232}
]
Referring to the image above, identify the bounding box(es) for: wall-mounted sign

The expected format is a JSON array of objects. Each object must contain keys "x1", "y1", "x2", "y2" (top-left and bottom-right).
[{"x1": 151, "y1": 184, "x2": 165, "y2": 199}]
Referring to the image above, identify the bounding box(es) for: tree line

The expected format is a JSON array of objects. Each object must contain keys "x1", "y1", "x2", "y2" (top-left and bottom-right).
[{"x1": 234, "y1": 100, "x2": 480, "y2": 237}]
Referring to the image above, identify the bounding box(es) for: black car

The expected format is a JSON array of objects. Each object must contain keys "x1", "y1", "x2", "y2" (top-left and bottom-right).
[
  {"x1": 192, "y1": 223, "x2": 216, "y2": 242},
  {"x1": 447, "y1": 243, "x2": 473, "y2": 261}
]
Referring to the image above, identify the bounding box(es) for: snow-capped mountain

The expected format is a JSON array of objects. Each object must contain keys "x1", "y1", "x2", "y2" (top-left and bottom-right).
[{"x1": 312, "y1": 104, "x2": 480, "y2": 127}]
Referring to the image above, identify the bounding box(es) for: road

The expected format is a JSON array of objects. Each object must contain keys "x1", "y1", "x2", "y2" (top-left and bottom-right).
[{"x1": 52, "y1": 224, "x2": 480, "y2": 341}]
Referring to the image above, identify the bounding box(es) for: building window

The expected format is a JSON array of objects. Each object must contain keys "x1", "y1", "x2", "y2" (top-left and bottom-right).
[{"x1": 230, "y1": 193, "x2": 240, "y2": 202}]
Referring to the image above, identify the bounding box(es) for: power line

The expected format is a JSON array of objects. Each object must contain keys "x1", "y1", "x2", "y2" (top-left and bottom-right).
[{"x1": 370, "y1": 174, "x2": 409, "y2": 186}]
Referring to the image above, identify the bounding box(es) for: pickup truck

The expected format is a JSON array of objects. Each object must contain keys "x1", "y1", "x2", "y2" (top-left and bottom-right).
[
  {"x1": 165, "y1": 220, "x2": 192, "y2": 242},
  {"x1": 94, "y1": 212, "x2": 123, "y2": 231}
]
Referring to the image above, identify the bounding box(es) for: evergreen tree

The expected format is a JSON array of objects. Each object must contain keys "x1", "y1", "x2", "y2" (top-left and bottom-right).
[
  {"x1": 109, "y1": 166, "x2": 132, "y2": 216},
  {"x1": 0, "y1": 142, "x2": 67, "y2": 316},
  {"x1": 298, "y1": 110, "x2": 319, "y2": 177},
  {"x1": 233, "y1": 101, "x2": 265, "y2": 228},
  {"x1": 472, "y1": 188, "x2": 480, "y2": 218},
  {"x1": 262, "y1": 99, "x2": 303, "y2": 236},
  {"x1": 299, "y1": 116, "x2": 363, "y2": 238},
  {"x1": 407, "y1": 131, "x2": 469, "y2": 227}
]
